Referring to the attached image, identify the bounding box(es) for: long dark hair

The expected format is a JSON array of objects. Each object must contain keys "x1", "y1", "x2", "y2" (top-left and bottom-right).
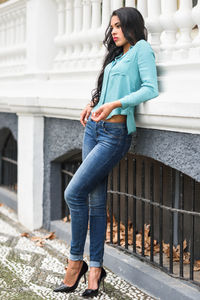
[{"x1": 91, "y1": 7, "x2": 147, "y2": 106}]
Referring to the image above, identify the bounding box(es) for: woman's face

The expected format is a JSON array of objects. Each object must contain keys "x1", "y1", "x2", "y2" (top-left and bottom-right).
[{"x1": 110, "y1": 15, "x2": 129, "y2": 49}]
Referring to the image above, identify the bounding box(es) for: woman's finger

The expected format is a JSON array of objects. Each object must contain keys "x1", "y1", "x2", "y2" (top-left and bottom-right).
[{"x1": 80, "y1": 110, "x2": 87, "y2": 127}]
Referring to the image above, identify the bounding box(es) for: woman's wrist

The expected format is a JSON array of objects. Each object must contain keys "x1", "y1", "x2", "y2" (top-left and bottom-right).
[{"x1": 109, "y1": 100, "x2": 122, "y2": 110}]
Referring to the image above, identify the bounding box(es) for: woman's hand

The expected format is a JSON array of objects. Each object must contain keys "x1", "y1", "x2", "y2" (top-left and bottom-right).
[
  {"x1": 80, "y1": 104, "x2": 92, "y2": 127},
  {"x1": 91, "y1": 101, "x2": 122, "y2": 122}
]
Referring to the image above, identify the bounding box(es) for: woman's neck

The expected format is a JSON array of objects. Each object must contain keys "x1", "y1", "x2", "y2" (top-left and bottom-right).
[{"x1": 123, "y1": 43, "x2": 131, "y2": 54}]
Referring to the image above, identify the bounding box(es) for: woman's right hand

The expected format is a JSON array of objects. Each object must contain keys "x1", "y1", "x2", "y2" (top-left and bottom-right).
[{"x1": 80, "y1": 104, "x2": 92, "y2": 127}]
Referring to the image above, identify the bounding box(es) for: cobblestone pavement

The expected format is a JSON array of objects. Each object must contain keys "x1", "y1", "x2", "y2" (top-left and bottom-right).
[{"x1": 0, "y1": 204, "x2": 157, "y2": 300}]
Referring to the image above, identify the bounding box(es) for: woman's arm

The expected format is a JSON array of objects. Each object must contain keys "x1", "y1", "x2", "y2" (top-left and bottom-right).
[
  {"x1": 91, "y1": 42, "x2": 158, "y2": 122},
  {"x1": 119, "y1": 42, "x2": 158, "y2": 109}
]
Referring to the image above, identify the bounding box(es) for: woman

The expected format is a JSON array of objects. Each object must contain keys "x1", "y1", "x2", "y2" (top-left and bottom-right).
[{"x1": 54, "y1": 6, "x2": 158, "y2": 298}]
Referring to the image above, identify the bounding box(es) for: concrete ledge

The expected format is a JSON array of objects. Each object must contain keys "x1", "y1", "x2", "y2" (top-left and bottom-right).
[
  {"x1": 50, "y1": 220, "x2": 200, "y2": 300},
  {"x1": 0, "y1": 187, "x2": 17, "y2": 211}
]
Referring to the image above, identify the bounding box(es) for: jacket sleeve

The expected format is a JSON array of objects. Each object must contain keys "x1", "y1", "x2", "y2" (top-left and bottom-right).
[{"x1": 119, "y1": 42, "x2": 159, "y2": 109}]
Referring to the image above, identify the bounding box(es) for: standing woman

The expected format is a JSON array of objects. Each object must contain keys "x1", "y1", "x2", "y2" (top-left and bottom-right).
[{"x1": 54, "y1": 6, "x2": 158, "y2": 298}]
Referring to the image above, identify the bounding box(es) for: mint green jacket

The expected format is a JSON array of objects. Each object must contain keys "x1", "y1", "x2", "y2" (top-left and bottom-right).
[{"x1": 92, "y1": 39, "x2": 159, "y2": 134}]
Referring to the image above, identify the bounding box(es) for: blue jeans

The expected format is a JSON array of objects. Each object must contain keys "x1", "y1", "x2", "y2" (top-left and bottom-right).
[{"x1": 64, "y1": 117, "x2": 132, "y2": 267}]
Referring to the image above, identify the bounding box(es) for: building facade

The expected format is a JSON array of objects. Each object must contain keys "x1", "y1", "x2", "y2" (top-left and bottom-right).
[{"x1": 0, "y1": 0, "x2": 200, "y2": 291}]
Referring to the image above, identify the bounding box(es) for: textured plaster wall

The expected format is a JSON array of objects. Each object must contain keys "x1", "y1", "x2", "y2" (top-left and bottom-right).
[
  {"x1": 135, "y1": 128, "x2": 200, "y2": 182},
  {"x1": 43, "y1": 117, "x2": 200, "y2": 228},
  {"x1": 43, "y1": 117, "x2": 84, "y2": 229}
]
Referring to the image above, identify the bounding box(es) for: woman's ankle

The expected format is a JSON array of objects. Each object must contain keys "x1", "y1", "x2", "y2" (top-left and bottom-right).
[
  {"x1": 88, "y1": 267, "x2": 101, "y2": 289},
  {"x1": 63, "y1": 260, "x2": 83, "y2": 286},
  {"x1": 68, "y1": 260, "x2": 82, "y2": 269}
]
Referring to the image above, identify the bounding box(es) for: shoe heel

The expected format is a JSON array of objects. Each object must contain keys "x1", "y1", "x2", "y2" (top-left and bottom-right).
[{"x1": 84, "y1": 273, "x2": 86, "y2": 284}]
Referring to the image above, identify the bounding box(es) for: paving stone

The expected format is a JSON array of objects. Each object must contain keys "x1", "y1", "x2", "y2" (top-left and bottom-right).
[{"x1": 0, "y1": 204, "x2": 157, "y2": 300}]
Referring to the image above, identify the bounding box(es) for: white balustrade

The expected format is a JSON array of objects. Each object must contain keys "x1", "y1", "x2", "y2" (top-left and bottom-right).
[
  {"x1": 0, "y1": 0, "x2": 26, "y2": 75},
  {"x1": 52, "y1": 0, "x2": 200, "y2": 71}
]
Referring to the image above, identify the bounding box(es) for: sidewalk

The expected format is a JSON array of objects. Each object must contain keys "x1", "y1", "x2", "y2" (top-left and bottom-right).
[{"x1": 0, "y1": 204, "x2": 156, "y2": 300}]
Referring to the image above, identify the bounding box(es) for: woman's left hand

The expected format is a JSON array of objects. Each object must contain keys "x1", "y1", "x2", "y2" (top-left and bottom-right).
[{"x1": 91, "y1": 103, "x2": 115, "y2": 122}]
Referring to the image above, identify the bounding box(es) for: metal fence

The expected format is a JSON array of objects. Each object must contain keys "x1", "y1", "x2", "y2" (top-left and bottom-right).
[
  {"x1": 61, "y1": 153, "x2": 200, "y2": 287},
  {"x1": 0, "y1": 133, "x2": 17, "y2": 192}
]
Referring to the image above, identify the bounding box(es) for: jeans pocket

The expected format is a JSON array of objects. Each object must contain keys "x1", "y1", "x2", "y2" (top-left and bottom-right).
[{"x1": 103, "y1": 124, "x2": 127, "y2": 139}]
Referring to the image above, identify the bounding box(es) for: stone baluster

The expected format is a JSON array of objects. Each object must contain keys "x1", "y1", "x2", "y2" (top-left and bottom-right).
[
  {"x1": 23, "y1": 8, "x2": 26, "y2": 43},
  {"x1": 102, "y1": 0, "x2": 110, "y2": 28},
  {"x1": 125, "y1": 0, "x2": 136, "y2": 7},
  {"x1": 11, "y1": 12, "x2": 17, "y2": 46},
  {"x1": 19, "y1": 9, "x2": 24, "y2": 44},
  {"x1": 57, "y1": 0, "x2": 65, "y2": 36},
  {"x1": 0, "y1": 20, "x2": 3, "y2": 47},
  {"x1": 190, "y1": 0, "x2": 200, "y2": 58},
  {"x1": 74, "y1": 0, "x2": 82, "y2": 32},
  {"x1": 81, "y1": 0, "x2": 92, "y2": 64},
  {"x1": 7, "y1": 14, "x2": 12, "y2": 47},
  {"x1": 20, "y1": 8, "x2": 26, "y2": 69},
  {"x1": 55, "y1": 0, "x2": 65, "y2": 68},
  {"x1": 112, "y1": 0, "x2": 123, "y2": 11},
  {"x1": 63, "y1": 0, "x2": 73, "y2": 65},
  {"x1": 137, "y1": 0, "x2": 148, "y2": 18},
  {"x1": 159, "y1": 0, "x2": 177, "y2": 61},
  {"x1": 3, "y1": 14, "x2": 8, "y2": 47},
  {"x1": 16, "y1": 10, "x2": 22, "y2": 45},
  {"x1": 90, "y1": 0, "x2": 102, "y2": 67},
  {"x1": 72, "y1": 0, "x2": 82, "y2": 64},
  {"x1": 91, "y1": 0, "x2": 101, "y2": 29},
  {"x1": 9, "y1": 12, "x2": 15, "y2": 47},
  {"x1": 82, "y1": 0, "x2": 91, "y2": 31},
  {"x1": 65, "y1": 0, "x2": 73, "y2": 34},
  {"x1": 174, "y1": 0, "x2": 194, "y2": 60},
  {"x1": 146, "y1": 0, "x2": 162, "y2": 53}
]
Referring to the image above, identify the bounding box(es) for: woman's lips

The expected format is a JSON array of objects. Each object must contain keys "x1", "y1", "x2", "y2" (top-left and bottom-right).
[{"x1": 113, "y1": 37, "x2": 118, "y2": 42}]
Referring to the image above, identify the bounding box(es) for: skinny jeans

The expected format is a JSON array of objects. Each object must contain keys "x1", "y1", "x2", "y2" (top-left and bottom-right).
[{"x1": 64, "y1": 117, "x2": 132, "y2": 267}]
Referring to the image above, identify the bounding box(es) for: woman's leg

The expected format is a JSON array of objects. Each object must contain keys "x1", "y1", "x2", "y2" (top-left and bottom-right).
[
  {"x1": 65, "y1": 120, "x2": 131, "y2": 263},
  {"x1": 64, "y1": 120, "x2": 131, "y2": 287},
  {"x1": 64, "y1": 120, "x2": 97, "y2": 263},
  {"x1": 62, "y1": 120, "x2": 97, "y2": 286},
  {"x1": 89, "y1": 176, "x2": 108, "y2": 267}
]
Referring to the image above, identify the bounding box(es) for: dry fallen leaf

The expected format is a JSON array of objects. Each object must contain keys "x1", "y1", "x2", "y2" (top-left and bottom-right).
[
  {"x1": 35, "y1": 241, "x2": 44, "y2": 247},
  {"x1": 31, "y1": 236, "x2": 43, "y2": 242},
  {"x1": 106, "y1": 214, "x2": 200, "y2": 270},
  {"x1": 21, "y1": 232, "x2": 30, "y2": 238},
  {"x1": 43, "y1": 232, "x2": 56, "y2": 240}
]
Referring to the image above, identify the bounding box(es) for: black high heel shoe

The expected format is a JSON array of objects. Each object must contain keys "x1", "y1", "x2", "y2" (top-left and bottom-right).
[
  {"x1": 82, "y1": 267, "x2": 107, "y2": 298},
  {"x1": 53, "y1": 260, "x2": 88, "y2": 293}
]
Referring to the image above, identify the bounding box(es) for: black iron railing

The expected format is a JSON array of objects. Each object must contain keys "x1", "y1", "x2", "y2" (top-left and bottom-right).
[
  {"x1": 0, "y1": 133, "x2": 17, "y2": 192},
  {"x1": 61, "y1": 153, "x2": 200, "y2": 287}
]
